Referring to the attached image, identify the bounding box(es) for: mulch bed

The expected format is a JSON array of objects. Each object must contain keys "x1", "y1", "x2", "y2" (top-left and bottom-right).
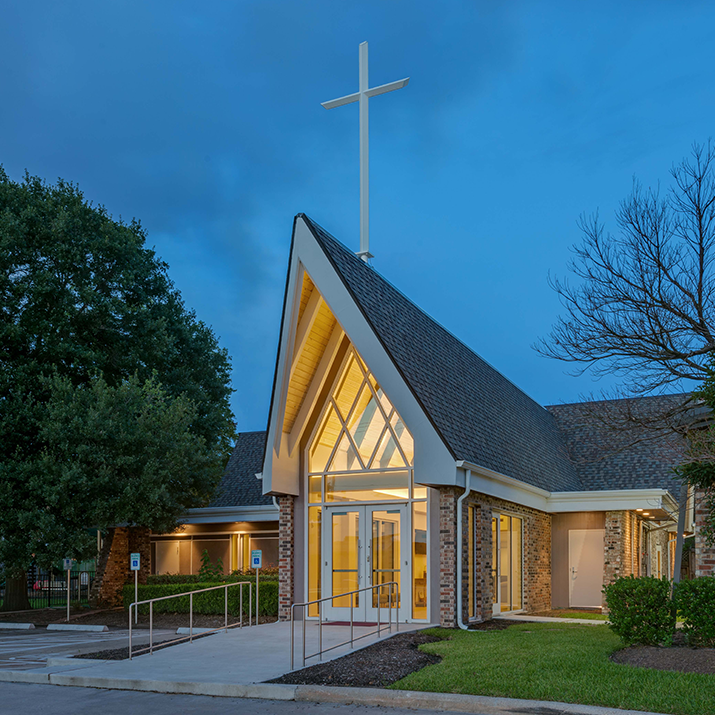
[
  {"x1": 612, "y1": 636, "x2": 715, "y2": 675},
  {"x1": 467, "y1": 619, "x2": 511, "y2": 631},
  {"x1": 74, "y1": 638, "x2": 182, "y2": 660},
  {"x1": 268, "y1": 631, "x2": 443, "y2": 688}
]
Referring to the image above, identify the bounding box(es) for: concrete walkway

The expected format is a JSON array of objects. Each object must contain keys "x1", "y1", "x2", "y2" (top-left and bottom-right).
[
  {"x1": 0, "y1": 620, "x2": 416, "y2": 694},
  {"x1": 495, "y1": 614, "x2": 608, "y2": 625}
]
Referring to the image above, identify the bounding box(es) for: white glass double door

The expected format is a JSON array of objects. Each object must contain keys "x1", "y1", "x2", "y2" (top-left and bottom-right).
[{"x1": 323, "y1": 504, "x2": 408, "y2": 622}]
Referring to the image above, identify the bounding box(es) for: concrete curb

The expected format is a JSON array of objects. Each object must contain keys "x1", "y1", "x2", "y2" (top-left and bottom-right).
[
  {"x1": 295, "y1": 685, "x2": 667, "y2": 715},
  {"x1": 48, "y1": 674, "x2": 296, "y2": 700},
  {"x1": 0, "y1": 670, "x2": 671, "y2": 715},
  {"x1": 47, "y1": 624, "x2": 108, "y2": 633},
  {"x1": 0, "y1": 623, "x2": 35, "y2": 630},
  {"x1": 0, "y1": 670, "x2": 49, "y2": 684}
]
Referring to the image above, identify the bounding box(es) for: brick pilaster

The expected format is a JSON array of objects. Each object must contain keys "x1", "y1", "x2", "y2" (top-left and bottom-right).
[
  {"x1": 439, "y1": 488, "x2": 458, "y2": 627},
  {"x1": 603, "y1": 511, "x2": 627, "y2": 592},
  {"x1": 278, "y1": 496, "x2": 295, "y2": 621},
  {"x1": 694, "y1": 488, "x2": 715, "y2": 578}
]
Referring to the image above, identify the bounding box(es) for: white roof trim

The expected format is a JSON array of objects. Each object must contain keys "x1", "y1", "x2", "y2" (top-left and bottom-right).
[
  {"x1": 458, "y1": 459, "x2": 678, "y2": 514},
  {"x1": 548, "y1": 489, "x2": 672, "y2": 513},
  {"x1": 183, "y1": 504, "x2": 278, "y2": 525}
]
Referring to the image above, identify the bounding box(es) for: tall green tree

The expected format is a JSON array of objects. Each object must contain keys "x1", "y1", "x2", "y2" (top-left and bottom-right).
[{"x1": 0, "y1": 170, "x2": 235, "y2": 609}]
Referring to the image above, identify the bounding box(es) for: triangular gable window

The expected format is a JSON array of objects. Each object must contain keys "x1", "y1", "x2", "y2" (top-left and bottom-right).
[{"x1": 307, "y1": 346, "x2": 415, "y2": 503}]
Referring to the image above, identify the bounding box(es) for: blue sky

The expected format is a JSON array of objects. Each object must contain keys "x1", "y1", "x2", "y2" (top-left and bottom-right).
[{"x1": 1, "y1": 1, "x2": 712, "y2": 432}]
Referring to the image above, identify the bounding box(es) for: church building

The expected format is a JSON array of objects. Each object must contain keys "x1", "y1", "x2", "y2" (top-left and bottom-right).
[{"x1": 249, "y1": 213, "x2": 709, "y2": 627}]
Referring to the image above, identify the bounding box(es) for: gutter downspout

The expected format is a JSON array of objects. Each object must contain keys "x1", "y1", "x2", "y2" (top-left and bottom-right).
[{"x1": 456, "y1": 467, "x2": 472, "y2": 630}]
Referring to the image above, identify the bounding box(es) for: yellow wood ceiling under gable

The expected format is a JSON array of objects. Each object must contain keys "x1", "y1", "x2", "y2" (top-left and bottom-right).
[
  {"x1": 282, "y1": 274, "x2": 338, "y2": 434},
  {"x1": 297, "y1": 272, "x2": 314, "y2": 327}
]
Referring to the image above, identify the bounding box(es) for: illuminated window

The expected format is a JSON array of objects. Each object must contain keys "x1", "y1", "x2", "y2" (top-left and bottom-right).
[
  {"x1": 491, "y1": 513, "x2": 522, "y2": 612},
  {"x1": 306, "y1": 345, "x2": 428, "y2": 620},
  {"x1": 308, "y1": 347, "x2": 417, "y2": 503}
]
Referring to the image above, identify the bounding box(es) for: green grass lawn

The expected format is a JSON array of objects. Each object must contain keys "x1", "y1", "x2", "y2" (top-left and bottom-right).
[
  {"x1": 392, "y1": 623, "x2": 715, "y2": 715},
  {"x1": 532, "y1": 608, "x2": 608, "y2": 621}
]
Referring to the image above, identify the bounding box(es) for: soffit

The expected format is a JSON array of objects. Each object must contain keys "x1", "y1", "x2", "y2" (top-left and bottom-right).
[{"x1": 282, "y1": 278, "x2": 337, "y2": 434}]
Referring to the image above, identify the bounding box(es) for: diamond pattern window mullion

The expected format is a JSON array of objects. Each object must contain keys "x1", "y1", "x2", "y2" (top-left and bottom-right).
[
  {"x1": 319, "y1": 398, "x2": 348, "y2": 474},
  {"x1": 366, "y1": 423, "x2": 391, "y2": 469},
  {"x1": 388, "y1": 412, "x2": 412, "y2": 468},
  {"x1": 332, "y1": 397, "x2": 367, "y2": 471}
]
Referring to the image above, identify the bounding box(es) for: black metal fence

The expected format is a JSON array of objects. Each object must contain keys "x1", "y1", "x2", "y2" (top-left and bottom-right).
[{"x1": 0, "y1": 568, "x2": 96, "y2": 609}]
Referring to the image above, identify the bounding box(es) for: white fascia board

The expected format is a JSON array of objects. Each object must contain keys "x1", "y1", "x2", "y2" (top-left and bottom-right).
[
  {"x1": 458, "y1": 461, "x2": 550, "y2": 511},
  {"x1": 547, "y1": 489, "x2": 669, "y2": 513},
  {"x1": 294, "y1": 217, "x2": 456, "y2": 487},
  {"x1": 262, "y1": 241, "x2": 304, "y2": 496},
  {"x1": 183, "y1": 505, "x2": 279, "y2": 525},
  {"x1": 457, "y1": 459, "x2": 677, "y2": 515}
]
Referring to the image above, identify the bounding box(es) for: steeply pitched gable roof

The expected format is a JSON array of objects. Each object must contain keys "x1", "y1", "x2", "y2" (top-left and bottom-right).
[
  {"x1": 301, "y1": 215, "x2": 581, "y2": 493},
  {"x1": 547, "y1": 396, "x2": 687, "y2": 492},
  {"x1": 210, "y1": 431, "x2": 273, "y2": 508}
]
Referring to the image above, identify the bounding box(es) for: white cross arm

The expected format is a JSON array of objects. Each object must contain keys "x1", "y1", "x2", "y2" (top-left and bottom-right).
[
  {"x1": 321, "y1": 77, "x2": 410, "y2": 110},
  {"x1": 364, "y1": 77, "x2": 410, "y2": 98},
  {"x1": 321, "y1": 92, "x2": 360, "y2": 110}
]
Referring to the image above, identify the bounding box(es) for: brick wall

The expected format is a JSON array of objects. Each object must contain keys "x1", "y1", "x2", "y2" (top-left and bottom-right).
[
  {"x1": 602, "y1": 511, "x2": 632, "y2": 607},
  {"x1": 439, "y1": 488, "x2": 458, "y2": 627},
  {"x1": 694, "y1": 488, "x2": 715, "y2": 578},
  {"x1": 441, "y1": 487, "x2": 551, "y2": 626},
  {"x1": 278, "y1": 496, "x2": 295, "y2": 621},
  {"x1": 603, "y1": 510, "x2": 656, "y2": 609},
  {"x1": 468, "y1": 494, "x2": 551, "y2": 621}
]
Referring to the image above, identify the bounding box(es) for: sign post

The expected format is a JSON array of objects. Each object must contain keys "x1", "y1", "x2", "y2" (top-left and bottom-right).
[
  {"x1": 251, "y1": 550, "x2": 262, "y2": 626},
  {"x1": 63, "y1": 558, "x2": 73, "y2": 622},
  {"x1": 130, "y1": 553, "x2": 141, "y2": 624}
]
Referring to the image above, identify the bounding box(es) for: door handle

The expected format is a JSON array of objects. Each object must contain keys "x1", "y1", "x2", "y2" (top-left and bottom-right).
[{"x1": 358, "y1": 539, "x2": 362, "y2": 583}]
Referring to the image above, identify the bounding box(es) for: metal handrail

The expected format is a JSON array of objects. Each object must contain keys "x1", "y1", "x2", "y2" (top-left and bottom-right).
[
  {"x1": 290, "y1": 581, "x2": 399, "y2": 670},
  {"x1": 128, "y1": 581, "x2": 253, "y2": 660}
]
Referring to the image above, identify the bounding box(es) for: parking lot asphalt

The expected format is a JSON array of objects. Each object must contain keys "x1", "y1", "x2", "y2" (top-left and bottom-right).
[
  {"x1": 0, "y1": 628, "x2": 174, "y2": 670},
  {"x1": 0, "y1": 683, "x2": 482, "y2": 715}
]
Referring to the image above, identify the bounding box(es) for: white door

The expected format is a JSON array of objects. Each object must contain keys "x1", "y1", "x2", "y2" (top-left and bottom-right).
[
  {"x1": 155, "y1": 541, "x2": 180, "y2": 574},
  {"x1": 323, "y1": 504, "x2": 408, "y2": 622},
  {"x1": 569, "y1": 529, "x2": 605, "y2": 608}
]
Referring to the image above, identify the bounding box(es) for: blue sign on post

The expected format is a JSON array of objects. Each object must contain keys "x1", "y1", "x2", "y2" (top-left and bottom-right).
[
  {"x1": 130, "y1": 553, "x2": 141, "y2": 571},
  {"x1": 251, "y1": 550, "x2": 262, "y2": 569}
]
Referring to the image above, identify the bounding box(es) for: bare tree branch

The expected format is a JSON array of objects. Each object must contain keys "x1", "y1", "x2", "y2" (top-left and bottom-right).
[{"x1": 535, "y1": 142, "x2": 715, "y2": 395}]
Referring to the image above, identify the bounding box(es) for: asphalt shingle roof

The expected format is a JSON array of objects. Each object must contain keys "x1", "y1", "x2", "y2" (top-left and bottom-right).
[
  {"x1": 547, "y1": 396, "x2": 688, "y2": 493},
  {"x1": 209, "y1": 431, "x2": 272, "y2": 508},
  {"x1": 302, "y1": 214, "x2": 582, "y2": 493}
]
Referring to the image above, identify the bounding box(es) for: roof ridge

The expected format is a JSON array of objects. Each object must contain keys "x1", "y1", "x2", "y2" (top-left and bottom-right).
[{"x1": 546, "y1": 393, "x2": 690, "y2": 409}]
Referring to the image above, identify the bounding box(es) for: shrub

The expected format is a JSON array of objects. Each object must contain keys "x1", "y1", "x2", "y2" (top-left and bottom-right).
[
  {"x1": 674, "y1": 577, "x2": 715, "y2": 646},
  {"x1": 603, "y1": 575, "x2": 675, "y2": 646},
  {"x1": 122, "y1": 580, "x2": 278, "y2": 617},
  {"x1": 147, "y1": 572, "x2": 278, "y2": 585}
]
